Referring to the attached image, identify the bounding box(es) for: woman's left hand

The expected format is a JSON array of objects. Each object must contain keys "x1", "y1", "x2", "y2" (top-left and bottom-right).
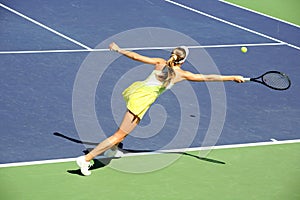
[{"x1": 109, "y1": 42, "x2": 120, "y2": 52}]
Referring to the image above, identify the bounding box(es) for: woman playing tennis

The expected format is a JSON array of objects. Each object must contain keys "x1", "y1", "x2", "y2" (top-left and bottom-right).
[{"x1": 76, "y1": 42, "x2": 245, "y2": 175}]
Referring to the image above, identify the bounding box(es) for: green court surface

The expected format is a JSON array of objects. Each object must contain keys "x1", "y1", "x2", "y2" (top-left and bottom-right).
[
  {"x1": 225, "y1": 0, "x2": 300, "y2": 26},
  {"x1": 1, "y1": 142, "x2": 299, "y2": 200}
]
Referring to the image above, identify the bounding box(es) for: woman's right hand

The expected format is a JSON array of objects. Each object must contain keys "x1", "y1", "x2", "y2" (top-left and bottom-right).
[{"x1": 233, "y1": 75, "x2": 245, "y2": 83}]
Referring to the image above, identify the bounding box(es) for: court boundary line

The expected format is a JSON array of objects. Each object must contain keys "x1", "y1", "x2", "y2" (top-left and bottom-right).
[
  {"x1": 0, "y1": 42, "x2": 284, "y2": 55},
  {"x1": 164, "y1": 0, "x2": 300, "y2": 51},
  {"x1": 219, "y1": 0, "x2": 300, "y2": 29},
  {"x1": 1, "y1": 139, "x2": 299, "y2": 168},
  {"x1": 0, "y1": 3, "x2": 92, "y2": 50}
]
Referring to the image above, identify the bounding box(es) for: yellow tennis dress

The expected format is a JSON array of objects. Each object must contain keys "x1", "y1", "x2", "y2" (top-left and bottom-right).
[{"x1": 122, "y1": 66, "x2": 175, "y2": 119}]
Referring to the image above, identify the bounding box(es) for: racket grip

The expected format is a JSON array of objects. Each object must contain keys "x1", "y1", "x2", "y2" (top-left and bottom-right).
[{"x1": 243, "y1": 77, "x2": 251, "y2": 82}]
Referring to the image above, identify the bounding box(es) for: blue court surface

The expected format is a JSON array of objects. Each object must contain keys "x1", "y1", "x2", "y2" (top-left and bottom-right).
[{"x1": 0, "y1": 0, "x2": 300, "y2": 165}]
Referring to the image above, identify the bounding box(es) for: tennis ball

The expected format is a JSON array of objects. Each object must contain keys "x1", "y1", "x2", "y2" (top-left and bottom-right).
[{"x1": 241, "y1": 47, "x2": 248, "y2": 53}]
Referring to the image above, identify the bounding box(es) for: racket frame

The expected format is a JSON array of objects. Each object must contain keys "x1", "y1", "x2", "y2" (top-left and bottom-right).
[{"x1": 243, "y1": 71, "x2": 291, "y2": 90}]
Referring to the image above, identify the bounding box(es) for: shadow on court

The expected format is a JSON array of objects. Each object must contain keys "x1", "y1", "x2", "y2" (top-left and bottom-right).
[
  {"x1": 54, "y1": 132, "x2": 226, "y2": 175},
  {"x1": 123, "y1": 149, "x2": 226, "y2": 165}
]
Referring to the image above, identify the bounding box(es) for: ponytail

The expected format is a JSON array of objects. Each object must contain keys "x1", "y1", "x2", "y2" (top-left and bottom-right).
[
  {"x1": 162, "y1": 54, "x2": 177, "y2": 88},
  {"x1": 166, "y1": 54, "x2": 177, "y2": 68},
  {"x1": 160, "y1": 47, "x2": 188, "y2": 88}
]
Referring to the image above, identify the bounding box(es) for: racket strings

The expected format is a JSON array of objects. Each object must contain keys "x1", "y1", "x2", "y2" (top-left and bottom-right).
[{"x1": 262, "y1": 73, "x2": 290, "y2": 89}]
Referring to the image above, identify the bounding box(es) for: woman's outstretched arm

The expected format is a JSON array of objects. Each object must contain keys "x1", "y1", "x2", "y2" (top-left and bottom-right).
[
  {"x1": 180, "y1": 70, "x2": 245, "y2": 83},
  {"x1": 109, "y1": 42, "x2": 165, "y2": 65}
]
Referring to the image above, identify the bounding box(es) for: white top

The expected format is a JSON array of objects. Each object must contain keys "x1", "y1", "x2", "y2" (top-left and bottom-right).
[{"x1": 144, "y1": 67, "x2": 175, "y2": 90}]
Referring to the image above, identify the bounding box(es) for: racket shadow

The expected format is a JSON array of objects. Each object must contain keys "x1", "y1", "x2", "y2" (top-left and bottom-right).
[
  {"x1": 123, "y1": 149, "x2": 226, "y2": 165},
  {"x1": 173, "y1": 152, "x2": 226, "y2": 165}
]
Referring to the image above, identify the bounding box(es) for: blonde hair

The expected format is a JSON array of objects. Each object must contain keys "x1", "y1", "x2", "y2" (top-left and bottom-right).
[
  {"x1": 159, "y1": 47, "x2": 188, "y2": 88},
  {"x1": 167, "y1": 46, "x2": 189, "y2": 67}
]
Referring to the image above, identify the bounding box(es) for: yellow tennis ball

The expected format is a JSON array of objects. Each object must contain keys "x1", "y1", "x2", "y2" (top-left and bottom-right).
[{"x1": 241, "y1": 47, "x2": 248, "y2": 53}]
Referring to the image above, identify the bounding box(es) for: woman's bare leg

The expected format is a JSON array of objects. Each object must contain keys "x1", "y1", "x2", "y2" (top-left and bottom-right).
[{"x1": 84, "y1": 110, "x2": 140, "y2": 162}]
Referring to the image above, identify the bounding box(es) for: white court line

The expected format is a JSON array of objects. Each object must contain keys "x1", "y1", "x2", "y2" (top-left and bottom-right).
[
  {"x1": 219, "y1": 0, "x2": 300, "y2": 29},
  {"x1": 164, "y1": 0, "x2": 300, "y2": 51},
  {"x1": 0, "y1": 139, "x2": 299, "y2": 168},
  {"x1": 0, "y1": 49, "x2": 92, "y2": 55},
  {"x1": 0, "y1": 42, "x2": 284, "y2": 54},
  {"x1": 0, "y1": 3, "x2": 92, "y2": 50}
]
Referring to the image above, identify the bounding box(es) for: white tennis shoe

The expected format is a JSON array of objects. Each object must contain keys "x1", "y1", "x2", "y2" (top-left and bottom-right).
[{"x1": 76, "y1": 156, "x2": 92, "y2": 176}]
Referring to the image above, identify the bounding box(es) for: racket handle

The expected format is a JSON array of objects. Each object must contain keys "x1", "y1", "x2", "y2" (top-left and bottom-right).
[{"x1": 243, "y1": 77, "x2": 251, "y2": 82}]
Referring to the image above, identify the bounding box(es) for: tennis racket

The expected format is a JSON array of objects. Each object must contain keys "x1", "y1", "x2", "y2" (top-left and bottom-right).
[{"x1": 243, "y1": 71, "x2": 291, "y2": 90}]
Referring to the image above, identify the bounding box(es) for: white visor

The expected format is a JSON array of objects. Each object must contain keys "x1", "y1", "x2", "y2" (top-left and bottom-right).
[{"x1": 177, "y1": 46, "x2": 189, "y2": 64}]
